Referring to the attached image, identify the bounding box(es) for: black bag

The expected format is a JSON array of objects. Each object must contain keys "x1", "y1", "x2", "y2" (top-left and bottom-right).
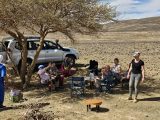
[
  {"x1": 89, "y1": 60, "x2": 98, "y2": 76},
  {"x1": 89, "y1": 60, "x2": 98, "y2": 69}
]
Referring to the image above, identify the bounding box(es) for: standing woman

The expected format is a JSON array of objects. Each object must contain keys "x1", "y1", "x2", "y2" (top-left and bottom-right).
[
  {"x1": 127, "y1": 52, "x2": 145, "y2": 103},
  {"x1": 0, "y1": 55, "x2": 6, "y2": 108}
]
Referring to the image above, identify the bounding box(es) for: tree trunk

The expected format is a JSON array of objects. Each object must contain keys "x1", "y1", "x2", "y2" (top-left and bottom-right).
[
  {"x1": 26, "y1": 35, "x2": 46, "y2": 85},
  {"x1": 20, "y1": 41, "x2": 28, "y2": 86},
  {"x1": 4, "y1": 46, "x2": 20, "y2": 77},
  {"x1": 4, "y1": 30, "x2": 28, "y2": 88}
]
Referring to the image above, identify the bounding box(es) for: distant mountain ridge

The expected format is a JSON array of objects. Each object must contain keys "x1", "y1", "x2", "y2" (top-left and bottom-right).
[{"x1": 103, "y1": 16, "x2": 160, "y2": 32}]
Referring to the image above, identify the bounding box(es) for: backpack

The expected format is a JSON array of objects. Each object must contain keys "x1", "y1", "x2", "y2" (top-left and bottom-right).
[{"x1": 89, "y1": 60, "x2": 98, "y2": 70}]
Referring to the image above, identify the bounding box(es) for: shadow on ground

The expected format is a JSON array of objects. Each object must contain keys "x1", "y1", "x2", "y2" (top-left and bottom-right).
[
  {"x1": 139, "y1": 97, "x2": 160, "y2": 102},
  {"x1": 5, "y1": 66, "x2": 160, "y2": 103},
  {"x1": 0, "y1": 107, "x2": 13, "y2": 112},
  {"x1": 91, "y1": 107, "x2": 109, "y2": 113},
  {"x1": 140, "y1": 76, "x2": 160, "y2": 94}
]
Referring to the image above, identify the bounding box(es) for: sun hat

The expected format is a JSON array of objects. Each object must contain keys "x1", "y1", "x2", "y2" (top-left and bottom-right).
[
  {"x1": 38, "y1": 65, "x2": 44, "y2": 69},
  {"x1": 133, "y1": 51, "x2": 140, "y2": 57}
]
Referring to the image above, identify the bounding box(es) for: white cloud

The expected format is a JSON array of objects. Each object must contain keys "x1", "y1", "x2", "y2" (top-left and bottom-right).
[{"x1": 107, "y1": 0, "x2": 160, "y2": 20}]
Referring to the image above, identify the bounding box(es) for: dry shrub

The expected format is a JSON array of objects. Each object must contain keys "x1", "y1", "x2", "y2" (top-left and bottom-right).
[{"x1": 22, "y1": 109, "x2": 53, "y2": 120}]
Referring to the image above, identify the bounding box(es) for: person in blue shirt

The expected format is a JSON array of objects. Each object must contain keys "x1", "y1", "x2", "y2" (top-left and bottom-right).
[{"x1": 0, "y1": 55, "x2": 6, "y2": 108}]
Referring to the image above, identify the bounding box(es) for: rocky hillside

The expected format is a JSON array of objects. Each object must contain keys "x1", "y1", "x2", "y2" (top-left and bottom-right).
[{"x1": 103, "y1": 16, "x2": 160, "y2": 32}]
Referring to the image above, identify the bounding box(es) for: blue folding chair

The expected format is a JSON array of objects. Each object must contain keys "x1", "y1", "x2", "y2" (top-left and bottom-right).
[
  {"x1": 100, "y1": 74, "x2": 116, "y2": 93},
  {"x1": 70, "y1": 77, "x2": 85, "y2": 97}
]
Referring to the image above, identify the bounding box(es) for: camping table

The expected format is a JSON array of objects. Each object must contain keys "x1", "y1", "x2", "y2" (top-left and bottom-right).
[{"x1": 84, "y1": 99, "x2": 102, "y2": 112}]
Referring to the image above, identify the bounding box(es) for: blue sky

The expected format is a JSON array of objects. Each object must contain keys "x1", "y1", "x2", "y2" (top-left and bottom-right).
[{"x1": 101, "y1": 0, "x2": 160, "y2": 20}]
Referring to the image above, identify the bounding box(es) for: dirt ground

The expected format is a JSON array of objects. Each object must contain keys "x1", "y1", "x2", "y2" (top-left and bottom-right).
[{"x1": 0, "y1": 32, "x2": 160, "y2": 120}]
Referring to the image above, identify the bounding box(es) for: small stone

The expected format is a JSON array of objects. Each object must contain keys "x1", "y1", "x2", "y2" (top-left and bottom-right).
[{"x1": 145, "y1": 115, "x2": 149, "y2": 117}]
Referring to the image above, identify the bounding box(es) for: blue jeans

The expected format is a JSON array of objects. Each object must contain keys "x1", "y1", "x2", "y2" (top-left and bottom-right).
[{"x1": 129, "y1": 73, "x2": 141, "y2": 98}]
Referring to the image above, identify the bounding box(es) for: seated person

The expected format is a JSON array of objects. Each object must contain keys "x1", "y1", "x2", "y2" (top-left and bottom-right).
[
  {"x1": 101, "y1": 66, "x2": 107, "y2": 79},
  {"x1": 95, "y1": 65, "x2": 115, "y2": 91},
  {"x1": 94, "y1": 66, "x2": 106, "y2": 90},
  {"x1": 88, "y1": 70, "x2": 99, "y2": 89},
  {"x1": 38, "y1": 64, "x2": 51, "y2": 84},
  {"x1": 48, "y1": 62, "x2": 59, "y2": 76},
  {"x1": 48, "y1": 62, "x2": 64, "y2": 87},
  {"x1": 59, "y1": 57, "x2": 76, "y2": 77},
  {"x1": 102, "y1": 65, "x2": 114, "y2": 82},
  {"x1": 103, "y1": 65, "x2": 116, "y2": 92},
  {"x1": 38, "y1": 63, "x2": 60, "y2": 91},
  {"x1": 63, "y1": 57, "x2": 72, "y2": 68},
  {"x1": 111, "y1": 58, "x2": 122, "y2": 83}
]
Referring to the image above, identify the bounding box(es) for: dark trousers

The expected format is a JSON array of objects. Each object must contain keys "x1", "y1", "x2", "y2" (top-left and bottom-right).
[{"x1": 0, "y1": 78, "x2": 4, "y2": 106}]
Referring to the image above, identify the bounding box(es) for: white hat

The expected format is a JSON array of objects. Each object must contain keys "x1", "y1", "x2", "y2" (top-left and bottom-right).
[
  {"x1": 133, "y1": 51, "x2": 140, "y2": 57},
  {"x1": 38, "y1": 65, "x2": 44, "y2": 69}
]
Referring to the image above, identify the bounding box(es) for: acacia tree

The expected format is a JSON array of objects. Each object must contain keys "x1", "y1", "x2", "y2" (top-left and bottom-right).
[{"x1": 0, "y1": 0, "x2": 116, "y2": 88}]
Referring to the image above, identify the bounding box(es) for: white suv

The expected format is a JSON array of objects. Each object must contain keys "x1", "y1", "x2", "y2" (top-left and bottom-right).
[{"x1": 0, "y1": 36, "x2": 79, "y2": 68}]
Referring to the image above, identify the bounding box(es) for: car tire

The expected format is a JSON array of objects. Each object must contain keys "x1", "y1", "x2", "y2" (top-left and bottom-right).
[{"x1": 66, "y1": 56, "x2": 76, "y2": 67}]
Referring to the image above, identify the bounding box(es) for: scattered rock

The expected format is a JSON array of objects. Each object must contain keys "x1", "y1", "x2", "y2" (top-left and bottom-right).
[{"x1": 145, "y1": 115, "x2": 149, "y2": 117}]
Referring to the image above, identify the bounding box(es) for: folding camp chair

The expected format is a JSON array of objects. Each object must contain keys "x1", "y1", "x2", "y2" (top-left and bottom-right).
[
  {"x1": 70, "y1": 77, "x2": 85, "y2": 97},
  {"x1": 100, "y1": 75, "x2": 116, "y2": 93}
]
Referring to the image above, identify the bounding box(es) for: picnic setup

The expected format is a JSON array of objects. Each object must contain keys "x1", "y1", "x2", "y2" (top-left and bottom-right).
[
  {"x1": 1, "y1": 56, "x2": 131, "y2": 112},
  {"x1": 1, "y1": 1, "x2": 160, "y2": 119}
]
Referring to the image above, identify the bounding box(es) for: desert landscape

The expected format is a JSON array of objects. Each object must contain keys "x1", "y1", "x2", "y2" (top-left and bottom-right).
[{"x1": 0, "y1": 17, "x2": 160, "y2": 120}]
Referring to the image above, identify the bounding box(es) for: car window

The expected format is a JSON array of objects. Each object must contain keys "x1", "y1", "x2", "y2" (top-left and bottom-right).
[
  {"x1": 44, "y1": 41, "x2": 58, "y2": 50},
  {"x1": 15, "y1": 42, "x2": 22, "y2": 50},
  {"x1": 28, "y1": 41, "x2": 37, "y2": 50},
  {"x1": 0, "y1": 42, "x2": 5, "y2": 52},
  {"x1": 4, "y1": 41, "x2": 9, "y2": 48}
]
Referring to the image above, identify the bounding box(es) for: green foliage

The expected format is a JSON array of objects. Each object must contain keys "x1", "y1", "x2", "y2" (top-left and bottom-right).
[
  {"x1": 0, "y1": 0, "x2": 116, "y2": 86},
  {"x1": 0, "y1": 0, "x2": 116, "y2": 37}
]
